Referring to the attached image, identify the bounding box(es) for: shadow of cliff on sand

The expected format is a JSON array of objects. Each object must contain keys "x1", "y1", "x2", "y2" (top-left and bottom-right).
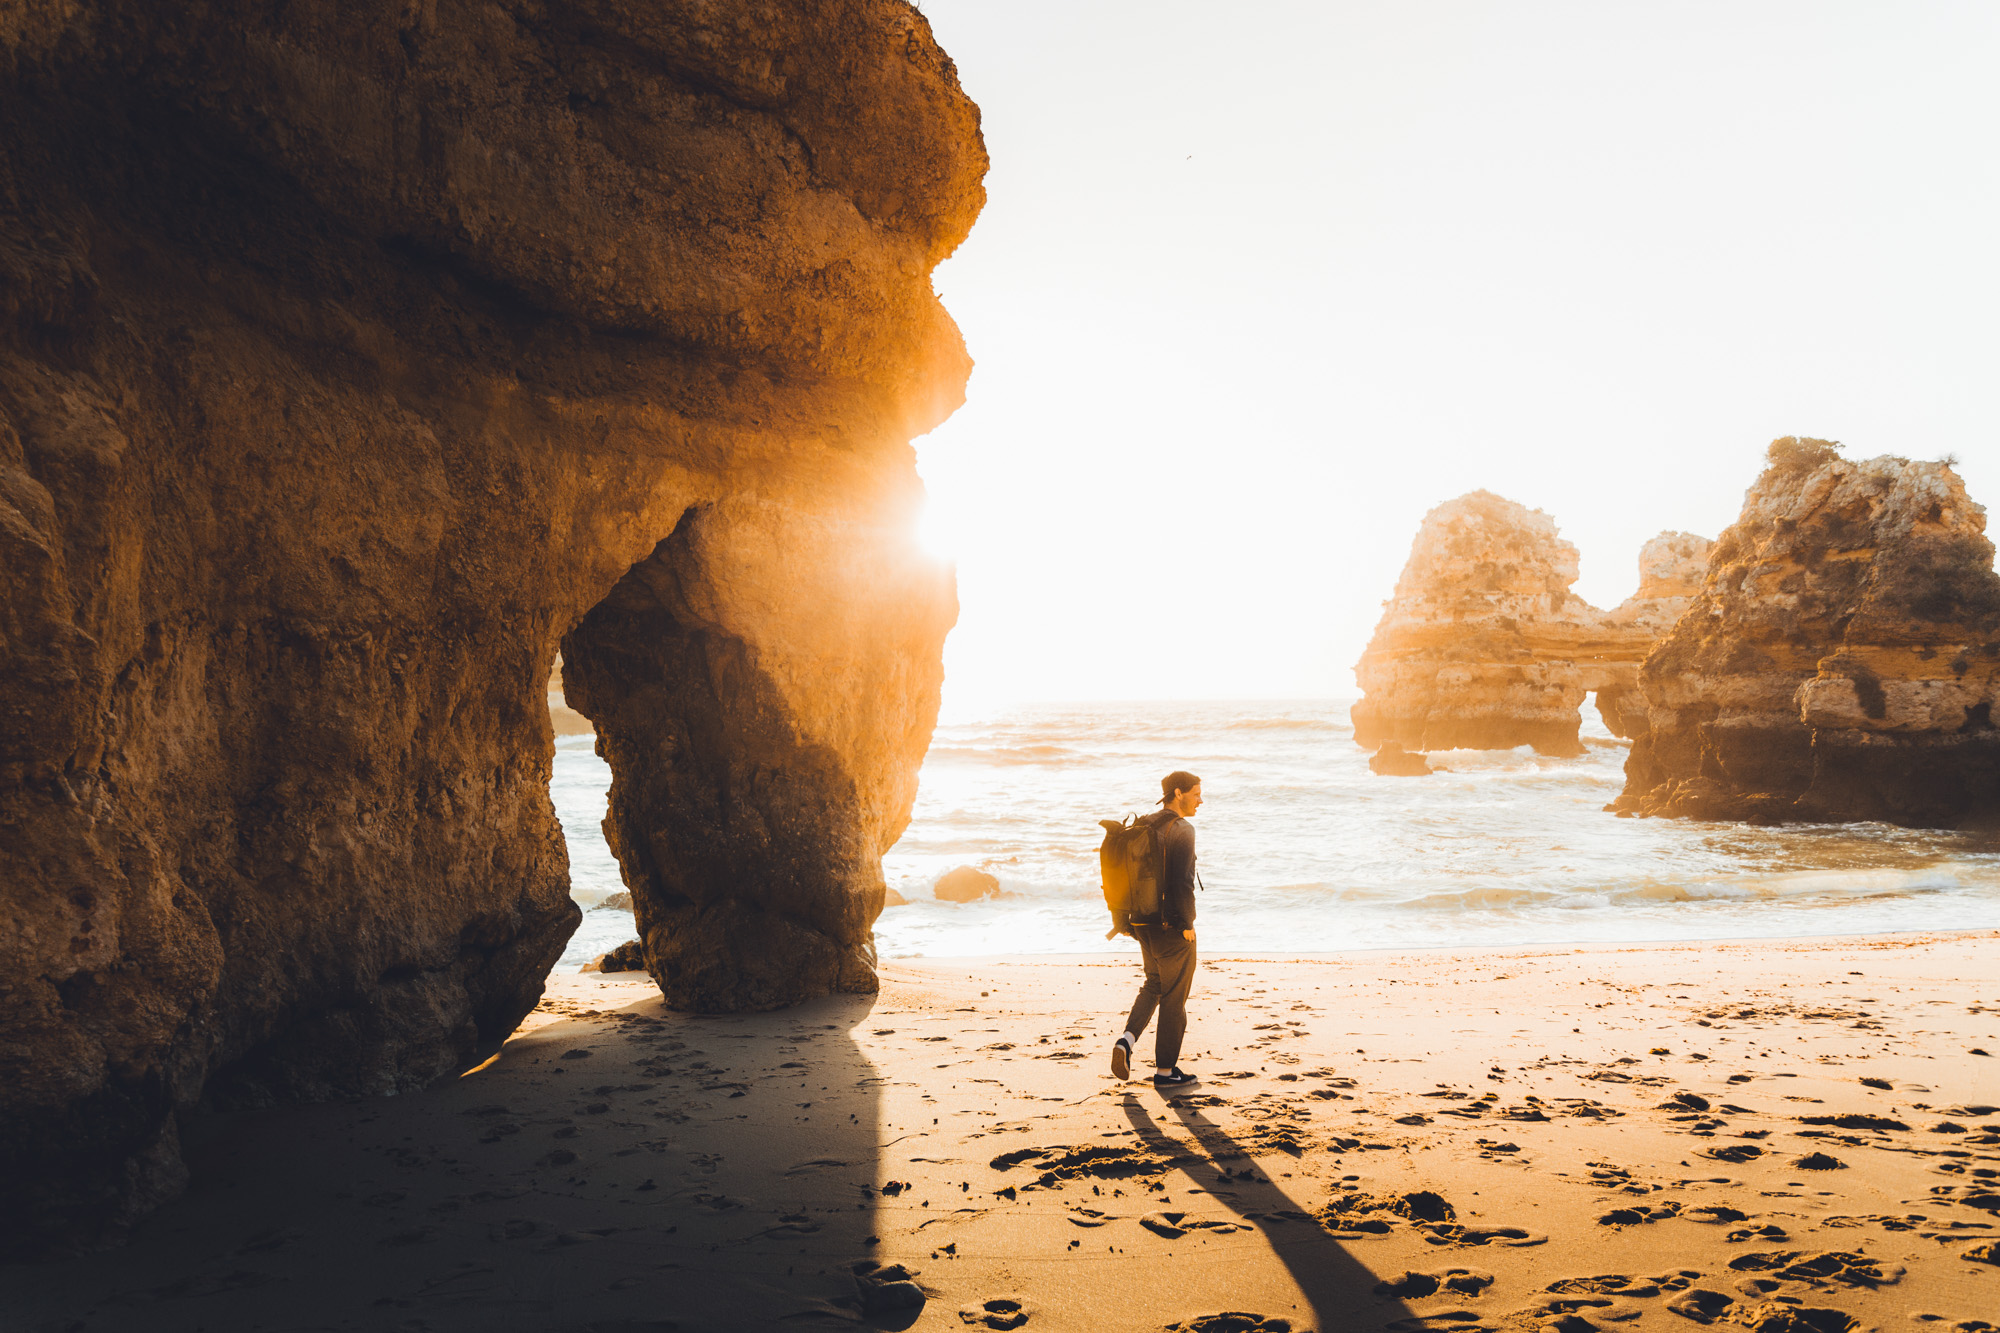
[
  {"x1": 0, "y1": 979, "x2": 902, "y2": 1333},
  {"x1": 1120, "y1": 1091, "x2": 1422, "y2": 1333}
]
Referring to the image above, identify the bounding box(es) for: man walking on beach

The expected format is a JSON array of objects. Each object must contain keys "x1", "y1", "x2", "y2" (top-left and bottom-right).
[{"x1": 1112, "y1": 770, "x2": 1202, "y2": 1089}]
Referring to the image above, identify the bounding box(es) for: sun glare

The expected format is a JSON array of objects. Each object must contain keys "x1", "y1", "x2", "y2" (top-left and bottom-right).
[{"x1": 915, "y1": 494, "x2": 957, "y2": 561}]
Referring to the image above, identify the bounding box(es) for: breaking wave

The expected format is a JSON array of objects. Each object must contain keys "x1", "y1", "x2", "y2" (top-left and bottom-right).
[
  {"x1": 549, "y1": 699, "x2": 2000, "y2": 966},
  {"x1": 869, "y1": 699, "x2": 2000, "y2": 958}
]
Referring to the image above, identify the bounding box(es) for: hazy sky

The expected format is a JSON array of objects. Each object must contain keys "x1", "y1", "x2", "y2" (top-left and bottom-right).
[{"x1": 912, "y1": 1, "x2": 2000, "y2": 706}]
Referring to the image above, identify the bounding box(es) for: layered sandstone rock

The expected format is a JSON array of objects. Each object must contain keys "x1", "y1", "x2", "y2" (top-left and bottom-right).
[
  {"x1": 0, "y1": 0, "x2": 982, "y2": 1251},
  {"x1": 1614, "y1": 439, "x2": 2000, "y2": 826},
  {"x1": 1353, "y1": 491, "x2": 1710, "y2": 757}
]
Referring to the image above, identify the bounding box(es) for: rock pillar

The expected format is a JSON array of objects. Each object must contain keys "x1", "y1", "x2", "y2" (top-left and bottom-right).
[
  {"x1": 1614, "y1": 439, "x2": 2000, "y2": 826},
  {"x1": 562, "y1": 496, "x2": 953, "y2": 1012},
  {"x1": 1353, "y1": 491, "x2": 1709, "y2": 757}
]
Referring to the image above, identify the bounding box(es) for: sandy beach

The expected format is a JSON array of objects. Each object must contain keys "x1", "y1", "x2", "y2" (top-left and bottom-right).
[{"x1": 8, "y1": 931, "x2": 1998, "y2": 1333}]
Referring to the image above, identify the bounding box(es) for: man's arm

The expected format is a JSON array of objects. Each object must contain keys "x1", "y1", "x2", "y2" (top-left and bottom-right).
[{"x1": 1160, "y1": 820, "x2": 1196, "y2": 934}]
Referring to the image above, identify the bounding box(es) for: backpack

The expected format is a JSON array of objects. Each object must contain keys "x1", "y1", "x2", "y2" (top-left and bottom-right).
[{"x1": 1098, "y1": 810, "x2": 1172, "y2": 939}]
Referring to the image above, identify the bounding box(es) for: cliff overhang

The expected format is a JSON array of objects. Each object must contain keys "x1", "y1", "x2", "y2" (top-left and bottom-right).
[{"x1": 1, "y1": 0, "x2": 984, "y2": 1252}]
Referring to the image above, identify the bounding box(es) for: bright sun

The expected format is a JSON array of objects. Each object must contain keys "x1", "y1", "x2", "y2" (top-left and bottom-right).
[{"x1": 915, "y1": 494, "x2": 957, "y2": 562}]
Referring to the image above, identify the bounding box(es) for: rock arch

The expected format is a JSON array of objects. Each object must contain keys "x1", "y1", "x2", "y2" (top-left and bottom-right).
[{"x1": 1353, "y1": 491, "x2": 1710, "y2": 758}]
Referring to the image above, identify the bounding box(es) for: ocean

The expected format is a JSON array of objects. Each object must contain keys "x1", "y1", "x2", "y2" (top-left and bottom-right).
[{"x1": 552, "y1": 699, "x2": 2000, "y2": 970}]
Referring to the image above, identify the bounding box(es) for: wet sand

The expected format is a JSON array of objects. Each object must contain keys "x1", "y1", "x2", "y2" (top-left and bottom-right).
[{"x1": 6, "y1": 931, "x2": 1998, "y2": 1332}]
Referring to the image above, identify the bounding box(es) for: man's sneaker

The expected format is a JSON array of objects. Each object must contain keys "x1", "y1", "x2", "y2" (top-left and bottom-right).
[
  {"x1": 1152, "y1": 1067, "x2": 1199, "y2": 1088},
  {"x1": 1110, "y1": 1037, "x2": 1132, "y2": 1081}
]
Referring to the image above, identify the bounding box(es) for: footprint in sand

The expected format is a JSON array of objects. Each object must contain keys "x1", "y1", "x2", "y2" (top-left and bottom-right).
[
  {"x1": 1701, "y1": 1144, "x2": 1764, "y2": 1163},
  {"x1": 853, "y1": 1261, "x2": 926, "y2": 1317},
  {"x1": 1798, "y1": 1113, "x2": 1909, "y2": 1132},
  {"x1": 1374, "y1": 1268, "x2": 1494, "y2": 1297},
  {"x1": 1725, "y1": 1224, "x2": 1790, "y2": 1243},
  {"x1": 1423, "y1": 1222, "x2": 1546, "y2": 1247},
  {"x1": 1665, "y1": 1289, "x2": 1737, "y2": 1323},
  {"x1": 1727, "y1": 1251, "x2": 1903, "y2": 1288},
  {"x1": 1321, "y1": 1189, "x2": 1539, "y2": 1247},
  {"x1": 1546, "y1": 1275, "x2": 1663, "y2": 1297},
  {"x1": 1791, "y1": 1152, "x2": 1846, "y2": 1171},
  {"x1": 959, "y1": 1297, "x2": 1032, "y2": 1329},
  {"x1": 1138, "y1": 1211, "x2": 1249, "y2": 1239},
  {"x1": 1539, "y1": 1317, "x2": 1605, "y2": 1333},
  {"x1": 1731, "y1": 1303, "x2": 1860, "y2": 1333},
  {"x1": 1387, "y1": 1315, "x2": 1505, "y2": 1333},
  {"x1": 1166, "y1": 1316, "x2": 1296, "y2": 1333}
]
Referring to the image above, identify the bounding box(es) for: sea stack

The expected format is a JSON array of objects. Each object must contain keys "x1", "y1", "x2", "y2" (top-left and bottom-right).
[
  {"x1": 1353, "y1": 491, "x2": 1710, "y2": 757},
  {"x1": 1613, "y1": 438, "x2": 2000, "y2": 826},
  {"x1": 0, "y1": 0, "x2": 984, "y2": 1251}
]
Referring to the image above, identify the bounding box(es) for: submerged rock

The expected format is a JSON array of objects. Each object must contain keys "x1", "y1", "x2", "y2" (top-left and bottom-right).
[
  {"x1": 934, "y1": 866, "x2": 1002, "y2": 903},
  {"x1": 1613, "y1": 439, "x2": 2000, "y2": 827},
  {"x1": 1353, "y1": 492, "x2": 1709, "y2": 757},
  {"x1": 0, "y1": 0, "x2": 984, "y2": 1251}
]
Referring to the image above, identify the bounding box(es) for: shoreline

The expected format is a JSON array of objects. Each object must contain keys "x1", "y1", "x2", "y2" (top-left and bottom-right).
[
  {"x1": 7, "y1": 931, "x2": 1997, "y2": 1331},
  {"x1": 877, "y1": 921, "x2": 2000, "y2": 964}
]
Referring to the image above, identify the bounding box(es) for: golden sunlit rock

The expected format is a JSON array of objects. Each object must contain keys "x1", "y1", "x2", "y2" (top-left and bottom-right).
[
  {"x1": 1353, "y1": 491, "x2": 1710, "y2": 757},
  {"x1": 0, "y1": 0, "x2": 982, "y2": 1251}
]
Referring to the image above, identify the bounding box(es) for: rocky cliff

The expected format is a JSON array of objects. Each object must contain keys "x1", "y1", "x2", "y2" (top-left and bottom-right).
[
  {"x1": 1614, "y1": 439, "x2": 2000, "y2": 826},
  {"x1": 1353, "y1": 492, "x2": 1710, "y2": 756},
  {"x1": 0, "y1": 0, "x2": 982, "y2": 1252}
]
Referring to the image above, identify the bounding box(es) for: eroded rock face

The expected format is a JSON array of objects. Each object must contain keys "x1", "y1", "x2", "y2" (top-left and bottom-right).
[
  {"x1": 562, "y1": 500, "x2": 952, "y2": 1010},
  {"x1": 0, "y1": 0, "x2": 981, "y2": 1251},
  {"x1": 1352, "y1": 491, "x2": 1710, "y2": 756},
  {"x1": 1614, "y1": 439, "x2": 2000, "y2": 826}
]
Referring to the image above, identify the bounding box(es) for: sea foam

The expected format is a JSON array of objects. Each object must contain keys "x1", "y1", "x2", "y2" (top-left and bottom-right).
[{"x1": 551, "y1": 700, "x2": 2000, "y2": 967}]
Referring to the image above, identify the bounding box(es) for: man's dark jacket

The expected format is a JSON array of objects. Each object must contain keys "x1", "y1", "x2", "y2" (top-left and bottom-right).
[{"x1": 1132, "y1": 811, "x2": 1196, "y2": 932}]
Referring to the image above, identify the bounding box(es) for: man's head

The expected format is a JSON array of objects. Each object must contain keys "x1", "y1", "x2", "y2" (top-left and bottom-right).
[{"x1": 1160, "y1": 770, "x2": 1202, "y2": 817}]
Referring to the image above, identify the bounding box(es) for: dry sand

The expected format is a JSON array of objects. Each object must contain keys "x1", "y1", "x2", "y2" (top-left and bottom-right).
[{"x1": 7, "y1": 932, "x2": 1999, "y2": 1333}]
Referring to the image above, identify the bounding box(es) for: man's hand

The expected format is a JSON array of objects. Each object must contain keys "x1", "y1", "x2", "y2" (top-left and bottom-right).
[{"x1": 1182, "y1": 929, "x2": 1195, "y2": 941}]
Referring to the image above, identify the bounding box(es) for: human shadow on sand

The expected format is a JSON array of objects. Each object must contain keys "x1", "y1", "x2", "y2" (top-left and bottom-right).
[
  {"x1": 1120, "y1": 1091, "x2": 1432, "y2": 1333},
  {"x1": 1, "y1": 986, "x2": 900, "y2": 1333}
]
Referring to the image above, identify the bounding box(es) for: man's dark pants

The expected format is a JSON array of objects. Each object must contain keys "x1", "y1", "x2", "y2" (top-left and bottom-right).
[{"x1": 1124, "y1": 924, "x2": 1197, "y2": 1070}]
